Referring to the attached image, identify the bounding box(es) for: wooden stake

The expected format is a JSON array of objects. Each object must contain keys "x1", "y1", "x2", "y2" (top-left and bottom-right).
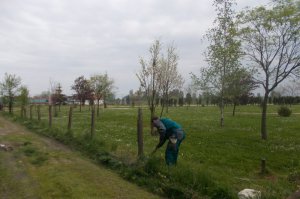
[
  {"x1": 30, "y1": 105, "x2": 33, "y2": 120},
  {"x1": 261, "y1": 158, "x2": 266, "y2": 174},
  {"x1": 49, "y1": 105, "x2": 52, "y2": 127},
  {"x1": 137, "y1": 108, "x2": 144, "y2": 158},
  {"x1": 68, "y1": 106, "x2": 73, "y2": 131},
  {"x1": 37, "y1": 105, "x2": 41, "y2": 121},
  {"x1": 23, "y1": 106, "x2": 27, "y2": 119},
  {"x1": 91, "y1": 106, "x2": 95, "y2": 138}
]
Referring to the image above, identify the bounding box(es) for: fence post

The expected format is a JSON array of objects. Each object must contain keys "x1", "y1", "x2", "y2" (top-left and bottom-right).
[
  {"x1": 137, "y1": 108, "x2": 144, "y2": 158},
  {"x1": 91, "y1": 105, "x2": 95, "y2": 138},
  {"x1": 54, "y1": 105, "x2": 58, "y2": 117},
  {"x1": 97, "y1": 103, "x2": 100, "y2": 117},
  {"x1": 68, "y1": 106, "x2": 73, "y2": 131},
  {"x1": 24, "y1": 106, "x2": 27, "y2": 119},
  {"x1": 20, "y1": 106, "x2": 24, "y2": 118},
  {"x1": 49, "y1": 105, "x2": 52, "y2": 127},
  {"x1": 30, "y1": 105, "x2": 33, "y2": 120},
  {"x1": 37, "y1": 105, "x2": 41, "y2": 121},
  {"x1": 261, "y1": 158, "x2": 266, "y2": 174}
]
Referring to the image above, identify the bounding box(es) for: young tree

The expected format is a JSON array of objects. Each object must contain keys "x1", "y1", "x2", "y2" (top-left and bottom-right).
[
  {"x1": 51, "y1": 84, "x2": 66, "y2": 111},
  {"x1": 128, "y1": 89, "x2": 135, "y2": 107},
  {"x1": 129, "y1": 88, "x2": 144, "y2": 107},
  {"x1": 168, "y1": 89, "x2": 182, "y2": 107},
  {"x1": 19, "y1": 86, "x2": 30, "y2": 106},
  {"x1": 90, "y1": 73, "x2": 115, "y2": 114},
  {"x1": 160, "y1": 44, "x2": 184, "y2": 116},
  {"x1": 185, "y1": 93, "x2": 192, "y2": 107},
  {"x1": 71, "y1": 76, "x2": 91, "y2": 112},
  {"x1": 238, "y1": 0, "x2": 300, "y2": 139},
  {"x1": 38, "y1": 91, "x2": 51, "y2": 99},
  {"x1": 137, "y1": 40, "x2": 162, "y2": 134},
  {"x1": 192, "y1": 0, "x2": 241, "y2": 127},
  {"x1": 18, "y1": 86, "x2": 30, "y2": 117},
  {"x1": 226, "y1": 68, "x2": 258, "y2": 116},
  {"x1": 185, "y1": 84, "x2": 199, "y2": 106},
  {"x1": 0, "y1": 73, "x2": 21, "y2": 113}
]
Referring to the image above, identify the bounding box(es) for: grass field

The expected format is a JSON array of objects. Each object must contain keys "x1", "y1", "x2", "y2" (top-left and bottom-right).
[
  {"x1": 2, "y1": 104, "x2": 300, "y2": 198},
  {"x1": 0, "y1": 116, "x2": 162, "y2": 199}
]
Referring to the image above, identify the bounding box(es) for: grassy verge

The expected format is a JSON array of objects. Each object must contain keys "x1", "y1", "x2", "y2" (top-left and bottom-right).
[
  {"x1": 0, "y1": 110, "x2": 234, "y2": 198},
  {"x1": 0, "y1": 116, "x2": 162, "y2": 198},
  {"x1": 1, "y1": 104, "x2": 300, "y2": 198}
]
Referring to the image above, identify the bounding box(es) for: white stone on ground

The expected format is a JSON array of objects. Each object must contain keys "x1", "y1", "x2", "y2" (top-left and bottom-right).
[{"x1": 238, "y1": 189, "x2": 261, "y2": 199}]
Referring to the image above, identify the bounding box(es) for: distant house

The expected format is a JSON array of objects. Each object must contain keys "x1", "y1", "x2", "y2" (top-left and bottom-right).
[
  {"x1": 66, "y1": 95, "x2": 103, "y2": 105},
  {"x1": 84, "y1": 99, "x2": 104, "y2": 105},
  {"x1": 30, "y1": 97, "x2": 48, "y2": 104},
  {"x1": 65, "y1": 96, "x2": 77, "y2": 105}
]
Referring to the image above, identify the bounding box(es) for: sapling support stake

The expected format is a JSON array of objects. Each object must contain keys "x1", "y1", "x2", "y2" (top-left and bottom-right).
[{"x1": 137, "y1": 107, "x2": 144, "y2": 158}]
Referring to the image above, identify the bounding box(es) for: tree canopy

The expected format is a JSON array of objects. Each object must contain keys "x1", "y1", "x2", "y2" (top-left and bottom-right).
[
  {"x1": 238, "y1": 0, "x2": 300, "y2": 139},
  {"x1": 0, "y1": 73, "x2": 22, "y2": 113}
]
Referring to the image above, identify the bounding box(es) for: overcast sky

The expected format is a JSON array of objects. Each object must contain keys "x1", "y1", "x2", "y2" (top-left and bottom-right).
[{"x1": 0, "y1": 0, "x2": 270, "y2": 98}]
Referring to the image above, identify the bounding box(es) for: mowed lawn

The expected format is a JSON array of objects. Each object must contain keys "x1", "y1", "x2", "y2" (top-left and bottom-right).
[
  {"x1": 10, "y1": 104, "x2": 300, "y2": 198},
  {"x1": 0, "y1": 116, "x2": 162, "y2": 199}
]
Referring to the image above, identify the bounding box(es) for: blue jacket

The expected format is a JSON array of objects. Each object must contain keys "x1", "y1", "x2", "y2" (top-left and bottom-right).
[{"x1": 154, "y1": 118, "x2": 182, "y2": 149}]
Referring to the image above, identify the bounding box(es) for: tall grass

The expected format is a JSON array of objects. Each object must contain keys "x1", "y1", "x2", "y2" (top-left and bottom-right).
[{"x1": 1, "y1": 104, "x2": 300, "y2": 198}]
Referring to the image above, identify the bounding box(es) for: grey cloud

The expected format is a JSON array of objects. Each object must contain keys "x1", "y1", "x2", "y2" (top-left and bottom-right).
[{"x1": 0, "y1": 0, "x2": 270, "y2": 97}]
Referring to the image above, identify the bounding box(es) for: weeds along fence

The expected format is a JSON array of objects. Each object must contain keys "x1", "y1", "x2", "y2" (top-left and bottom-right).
[
  {"x1": 10, "y1": 104, "x2": 145, "y2": 159},
  {"x1": 7, "y1": 104, "x2": 295, "y2": 198},
  {"x1": 1, "y1": 105, "x2": 235, "y2": 198},
  {"x1": 1, "y1": 104, "x2": 230, "y2": 199}
]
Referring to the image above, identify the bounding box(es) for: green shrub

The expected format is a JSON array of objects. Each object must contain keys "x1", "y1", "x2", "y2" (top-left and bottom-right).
[
  {"x1": 161, "y1": 184, "x2": 185, "y2": 199},
  {"x1": 277, "y1": 106, "x2": 292, "y2": 117},
  {"x1": 144, "y1": 156, "x2": 162, "y2": 175},
  {"x1": 170, "y1": 166, "x2": 214, "y2": 194}
]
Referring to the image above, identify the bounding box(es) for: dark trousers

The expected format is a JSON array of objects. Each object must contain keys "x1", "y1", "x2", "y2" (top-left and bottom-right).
[{"x1": 165, "y1": 129, "x2": 185, "y2": 165}]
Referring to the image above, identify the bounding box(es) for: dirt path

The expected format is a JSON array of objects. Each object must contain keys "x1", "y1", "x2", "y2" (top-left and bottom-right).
[{"x1": 0, "y1": 116, "x2": 162, "y2": 199}]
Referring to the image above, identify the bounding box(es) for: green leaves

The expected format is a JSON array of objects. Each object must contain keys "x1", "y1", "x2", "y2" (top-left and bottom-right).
[{"x1": 194, "y1": 0, "x2": 242, "y2": 98}]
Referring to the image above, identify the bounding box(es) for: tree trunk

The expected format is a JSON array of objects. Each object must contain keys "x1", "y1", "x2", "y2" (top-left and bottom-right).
[
  {"x1": 68, "y1": 106, "x2": 73, "y2": 131},
  {"x1": 220, "y1": 107, "x2": 224, "y2": 127},
  {"x1": 137, "y1": 108, "x2": 144, "y2": 158},
  {"x1": 160, "y1": 95, "x2": 166, "y2": 117},
  {"x1": 23, "y1": 106, "x2": 27, "y2": 118},
  {"x1": 37, "y1": 105, "x2": 41, "y2": 121},
  {"x1": 232, "y1": 102, "x2": 236, "y2": 116},
  {"x1": 30, "y1": 105, "x2": 33, "y2": 120},
  {"x1": 261, "y1": 158, "x2": 266, "y2": 174},
  {"x1": 21, "y1": 106, "x2": 24, "y2": 117},
  {"x1": 220, "y1": 99, "x2": 224, "y2": 127},
  {"x1": 166, "y1": 94, "x2": 169, "y2": 113},
  {"x1": 104, "y1": 97, "x2": 107, "y2": 108},
  {"x1": 261, "y1": 92, "x2": 269, "y2": 140},
  {"x1": 91, "y1": 106, "x2": 95, "y2": 138},
  {"x1": 150, "y1": 108, "x2": 155, "y2": 135},
  {"x1": 48, "y1": 105, "x2": 52, "y2": 128},
  {"x1": 160, "y1": 102, "x2": 165, "y2": 118},
  {"x1": 9, "y1": 97, "x2": 13, "y2": 114},
  {"x1": 97, "y1": 99, "x2": 100, "y2": 117},
  {"x1": 54, "y1": 105, "x2": 58, "y2": 117}
]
